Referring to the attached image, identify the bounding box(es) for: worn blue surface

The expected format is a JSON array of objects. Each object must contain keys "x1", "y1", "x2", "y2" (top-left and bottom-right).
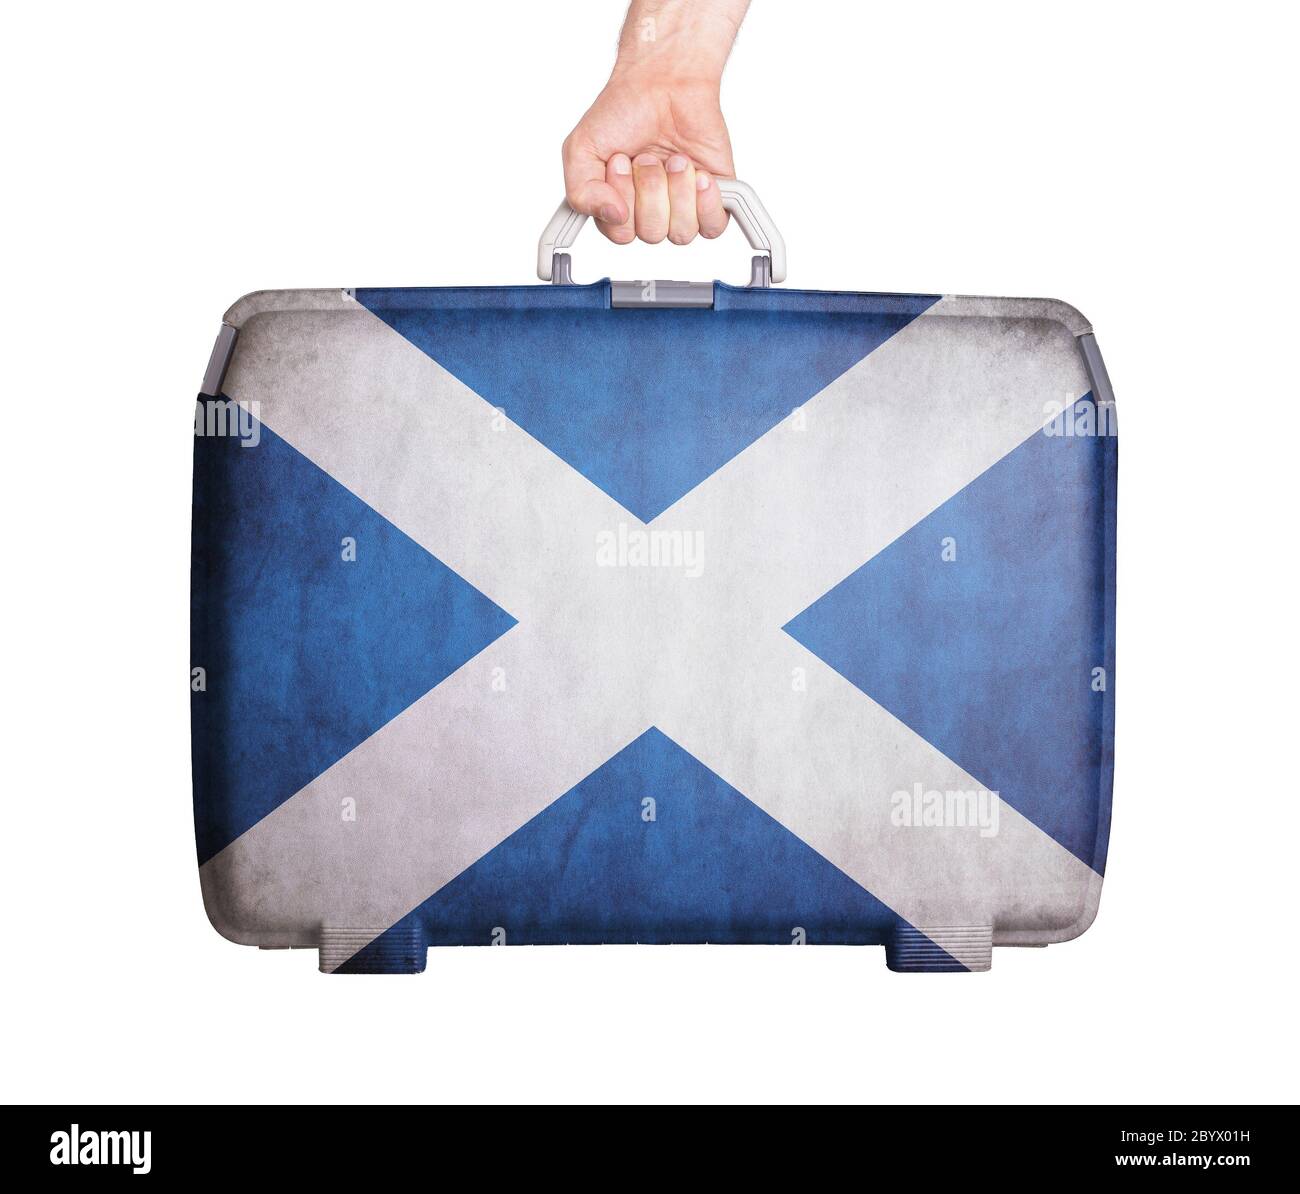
[
  {"x1": 193, "y1": 283, "x2": 1116, "y2": 962},
  {"x1": 785, "y1": 398, "x2": 1114, "y2": 871},
  {"x1": 340, "y1": 727, "x2": 926, "y2": 962},
  {"x1": 357, "y1": 283, "x2": 938, "y2": 521},
  {"x1": 190, "y1": 402, "x2": 516, "y2": 863}
]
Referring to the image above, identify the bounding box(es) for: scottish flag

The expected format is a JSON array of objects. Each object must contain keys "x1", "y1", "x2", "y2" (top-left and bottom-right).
[{"x1": 192, "y1": 282, "x2": 1116, "y2": 972}]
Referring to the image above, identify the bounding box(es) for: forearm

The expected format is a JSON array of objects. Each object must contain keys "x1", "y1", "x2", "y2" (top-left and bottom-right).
[
  {"x1": 563, "y1": 0, "x2": 747, "y2": 237},
  {"x1": 613, "y1": 0, "x2": 750, "y2": 85}
]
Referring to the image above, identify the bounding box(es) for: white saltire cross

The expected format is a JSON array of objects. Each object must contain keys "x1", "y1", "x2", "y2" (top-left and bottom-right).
[{"x1": 202, "y1": 293, "x2": 1100, "y2": 970}]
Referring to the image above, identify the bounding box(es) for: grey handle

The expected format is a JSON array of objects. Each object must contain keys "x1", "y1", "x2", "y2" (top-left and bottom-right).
[{"x1": 537, "y1": 178, "x2": 787, "y2": 284}]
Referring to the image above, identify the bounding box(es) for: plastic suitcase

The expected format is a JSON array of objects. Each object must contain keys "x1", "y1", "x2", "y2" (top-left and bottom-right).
[{"x1": 192, "y1": 181, "x2": 1116, "y2": 973}]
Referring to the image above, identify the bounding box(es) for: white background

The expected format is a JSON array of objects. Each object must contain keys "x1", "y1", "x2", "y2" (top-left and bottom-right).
[{"x1": 3, "y1": 0, "x2": 1297, "y2": 1105}]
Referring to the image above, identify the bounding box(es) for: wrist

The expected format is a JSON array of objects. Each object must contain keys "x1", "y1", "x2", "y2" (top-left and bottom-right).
[
  {"x1": 610, "y1": 55, "x2": 724, "y2": 94},
  {"x1": 612, "y1": 0, "x2": 744, "y2": 85}
]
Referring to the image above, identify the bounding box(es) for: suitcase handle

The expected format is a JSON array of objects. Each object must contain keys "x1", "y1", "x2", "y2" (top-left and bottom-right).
[{"x1": 537, "y1": 178, "x2": 787, "y2": 285}]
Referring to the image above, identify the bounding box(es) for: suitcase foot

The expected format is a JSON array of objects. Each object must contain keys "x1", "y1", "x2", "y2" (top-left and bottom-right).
[
  {"x1": 318, "y1": 925, "x2": 426, "y2": 974},
  {"x1": 886, "y1": 925, "x2": 992, "y2": 973}
]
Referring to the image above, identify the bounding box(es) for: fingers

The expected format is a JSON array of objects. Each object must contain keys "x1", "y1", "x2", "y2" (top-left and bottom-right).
[
  {"x1": 598, "y1": 154, "x2": 636, "y2": 244},
  {"x1": 695, "y1": 171, "x2": 730, "y2": 239},
  {"x1": 632, "y1": 153, "x2": 670, "y2": 243},
  {"x1": 562, "y1": 136, "x2": 628, "y2": 226},
  {"x1": 568, "y1": 145, "x2": 731, "y2": 246},
  {"x1": 665, "y1": 154, "x2": 700, "y2": 244}
]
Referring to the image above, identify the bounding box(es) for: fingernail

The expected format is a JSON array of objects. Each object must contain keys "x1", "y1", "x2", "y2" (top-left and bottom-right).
[
  {"x1": 599, "y1": 203, "x2": 623, "y2": 223},
  {"x1": 611, "y1": 154, "x2": 631, "y2": 175},
  {"x1": 666, "y1": 154, "x2": 688, "y2": 174},
  {"x1": 696, "y1": 172, "x2": 711, "y2": 191},
  {"x1": 633, "y1": 153, "x2": 660, "y2": 169}
]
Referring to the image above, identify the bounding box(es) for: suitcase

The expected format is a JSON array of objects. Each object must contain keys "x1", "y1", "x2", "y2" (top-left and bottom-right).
[{"x1": 192, "y1": 181, "x2": 1116, "y2": 973}]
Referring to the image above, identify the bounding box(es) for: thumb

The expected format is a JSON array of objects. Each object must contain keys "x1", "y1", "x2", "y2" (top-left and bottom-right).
[{"x1": 563, "y1": 139, "x2": 628, "y2": 224}]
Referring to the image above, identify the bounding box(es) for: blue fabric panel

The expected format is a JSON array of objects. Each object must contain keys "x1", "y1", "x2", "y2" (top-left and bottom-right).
[
  {"x1": 356, "y1": 283, "x2": 938, "y2": 522},
  {"x1": 784, "y1": 399, "x2": 1113, "y2": 870},
  {"x1": 1095, "y1": 418, "x2": 1118, "y2": 874},
  {"x1": 190, "y1": 401, "x2": 516, "y2": 863},
  {"x1": 339, "y1": 727, "x2": 935, "y2": 961}
]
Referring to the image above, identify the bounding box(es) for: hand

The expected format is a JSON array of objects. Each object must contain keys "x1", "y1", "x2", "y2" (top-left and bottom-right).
[
  {"x1": 561, "y1": 0, "x2": 749, "y2": 245},
  {"x1": 563, "y1": 73, "x2": 733, "y2": 245}
]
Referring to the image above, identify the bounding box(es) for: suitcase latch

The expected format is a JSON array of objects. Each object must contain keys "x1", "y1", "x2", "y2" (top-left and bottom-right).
[{"x1": 609, "y1": 279, "x2": 716, "y2": 308}]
